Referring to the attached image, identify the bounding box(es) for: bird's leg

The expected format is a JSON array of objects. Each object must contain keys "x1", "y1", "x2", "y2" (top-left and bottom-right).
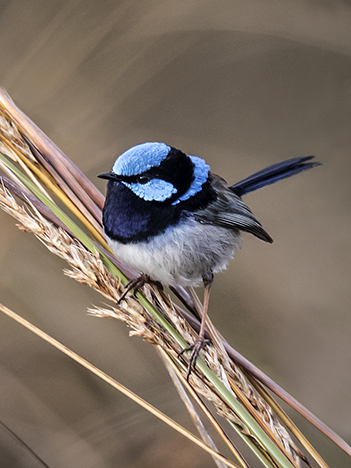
[
  {"x1": 184, "y1": 274, "x2": 213, "y2": 381},
  {"x1": 118, "y1": 274, "x2": 162, "y2": 304}
]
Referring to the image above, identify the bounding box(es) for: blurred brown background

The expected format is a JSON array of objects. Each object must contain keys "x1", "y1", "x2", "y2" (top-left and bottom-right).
[{"x1": 0, "y1": 1, "x2": 350, "y2": 467}]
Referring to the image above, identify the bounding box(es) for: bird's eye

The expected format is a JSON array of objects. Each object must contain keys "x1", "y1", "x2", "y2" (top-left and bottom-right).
[{"x1": 138, "y1": 175, "x2": 149, "y2": 184}]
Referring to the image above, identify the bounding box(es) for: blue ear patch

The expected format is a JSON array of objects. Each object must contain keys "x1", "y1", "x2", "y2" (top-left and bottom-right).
[
  {"x1": 122, "y1": 178, "x2": 178, "y2": 202},
  {"x1": 172, "y1": 155, "x2": 210, "y2": 204},
  {"x1": 113, "y1": 142, "x2": 171, "y2": 176}
]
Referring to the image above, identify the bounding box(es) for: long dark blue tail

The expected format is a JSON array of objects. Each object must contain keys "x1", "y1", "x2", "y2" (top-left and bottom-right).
[{"x1": 229, "y1": 156, "x2": 321, "y2": 197}]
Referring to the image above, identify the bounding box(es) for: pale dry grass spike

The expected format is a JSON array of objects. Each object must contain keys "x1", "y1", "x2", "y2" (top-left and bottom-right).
[{"x1": 0, "y1": 178, "x2": 302, "y2": 468}]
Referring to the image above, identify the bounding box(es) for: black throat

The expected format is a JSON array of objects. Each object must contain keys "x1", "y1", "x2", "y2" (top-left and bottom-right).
[{"x1": 103, "y1": 181, "x2": 182, "y2": 243}]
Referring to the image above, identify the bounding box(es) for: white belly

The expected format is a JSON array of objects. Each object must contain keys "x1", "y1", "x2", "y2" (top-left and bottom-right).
[{"x1": 107, "y1": 217, "x2": 240, "y2": 287}]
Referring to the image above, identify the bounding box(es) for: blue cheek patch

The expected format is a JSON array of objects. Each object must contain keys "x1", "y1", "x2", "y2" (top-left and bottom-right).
[
  {"x1": 122, "y1": 178, "x2": 178, "y2": 202},
  {"x1": 172, "y1": 155, "x2": 210, "y2": 204},
  {"x1": 113, "y1": 142, "x2": 171, "y2": 176}
]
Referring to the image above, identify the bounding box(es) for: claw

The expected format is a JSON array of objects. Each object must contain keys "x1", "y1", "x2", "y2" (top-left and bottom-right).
[
  {"x1": 178, "y1": 337, "x2": 210, "y2": 381},
  {"x1": 118, "y1": 274, "x2": 162, "y2": 304}
]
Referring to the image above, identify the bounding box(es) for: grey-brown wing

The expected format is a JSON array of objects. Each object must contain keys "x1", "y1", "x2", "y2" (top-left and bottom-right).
[{"x1": 193, "y1": 173, "x2": 273, "y2": 243}]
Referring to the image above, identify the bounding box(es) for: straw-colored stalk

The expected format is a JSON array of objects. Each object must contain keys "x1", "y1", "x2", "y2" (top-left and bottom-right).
[{"x1": 0, "y1": 183, "x2": 302, "y2": 467}]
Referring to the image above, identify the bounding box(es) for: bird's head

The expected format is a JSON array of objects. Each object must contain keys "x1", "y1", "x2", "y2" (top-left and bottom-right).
[{"x1": 98, "y1": 142, "x2": 210, "y2": 205}]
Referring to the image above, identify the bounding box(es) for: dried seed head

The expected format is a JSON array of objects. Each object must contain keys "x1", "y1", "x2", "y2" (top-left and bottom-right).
[{"x1": 0, "y1": 182, "x2": 301, "y2": 465}]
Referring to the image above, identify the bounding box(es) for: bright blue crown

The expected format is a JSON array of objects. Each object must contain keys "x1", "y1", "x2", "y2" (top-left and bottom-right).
[{"x1": 112, "y1": 142, "x2": 171, "y2": 176}]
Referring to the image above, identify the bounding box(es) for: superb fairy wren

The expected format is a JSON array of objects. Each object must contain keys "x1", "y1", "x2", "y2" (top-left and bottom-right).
[{"x1": 98, "y1": 142, "x2": 320, "y2": 372}]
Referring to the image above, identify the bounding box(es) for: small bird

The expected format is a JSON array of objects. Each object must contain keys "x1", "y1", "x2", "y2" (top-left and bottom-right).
[{"x1": 98, "y1": 142, "x2": 319, "y2": 371}]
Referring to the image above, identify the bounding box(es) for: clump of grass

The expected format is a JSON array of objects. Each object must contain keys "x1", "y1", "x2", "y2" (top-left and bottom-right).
[
  {"x1": 0, "y1": 181, "x2": 301, "y2": 468},
  {"x1": 0, "y1": 89, "x2": 349, "y2": 468}
]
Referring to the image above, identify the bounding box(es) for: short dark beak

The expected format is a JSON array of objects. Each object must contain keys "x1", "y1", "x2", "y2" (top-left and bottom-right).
[{"x1": 97, "y1": 172, "x2": 120, "y2": 181}]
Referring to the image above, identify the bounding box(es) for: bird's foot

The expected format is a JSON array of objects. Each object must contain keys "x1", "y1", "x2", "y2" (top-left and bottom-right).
[
  {"x1": 178, "y1": 336, "x2": 210, "y2": 381},
  {"x1": 118, "y1": 274, "x2": 162, "y2": 304}
]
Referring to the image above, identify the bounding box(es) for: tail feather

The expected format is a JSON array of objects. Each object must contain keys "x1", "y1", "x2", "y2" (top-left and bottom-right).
[{"x1": 230, "y1": 156, "x2": 321, "y2": 197}]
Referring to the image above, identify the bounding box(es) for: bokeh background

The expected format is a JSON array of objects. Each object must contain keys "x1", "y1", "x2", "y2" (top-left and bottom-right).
[{"x1": 0, "y1": 1, "x2": 350, "y2": 467}]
